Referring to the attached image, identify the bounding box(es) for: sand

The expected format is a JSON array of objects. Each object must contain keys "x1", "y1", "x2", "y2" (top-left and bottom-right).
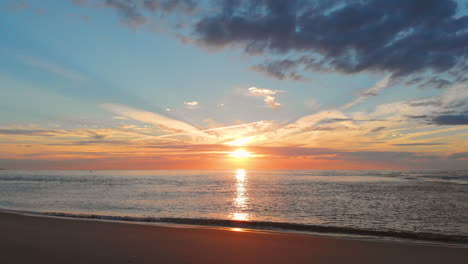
[{"x1": 0, "y1": 212, "x2": 466, "y2": 264}]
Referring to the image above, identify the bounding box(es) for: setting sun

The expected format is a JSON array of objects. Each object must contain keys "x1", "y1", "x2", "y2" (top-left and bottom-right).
[{"x1": 229, "y1": 149, "x2": 252, "y2": 158}]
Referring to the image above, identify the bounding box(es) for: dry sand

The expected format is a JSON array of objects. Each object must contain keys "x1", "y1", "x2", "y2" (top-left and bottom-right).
[{"x1": 0, "y1": 212, "x2": 466, "y2": 264}]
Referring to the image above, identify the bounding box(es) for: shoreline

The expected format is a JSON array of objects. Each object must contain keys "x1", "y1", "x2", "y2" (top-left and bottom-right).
[
  {"x1": 1, "y1": 211, "x2": 467, "y2": 264},
  {"x1": 1, "y1": 208, "x2": 467, "y2": 248}
]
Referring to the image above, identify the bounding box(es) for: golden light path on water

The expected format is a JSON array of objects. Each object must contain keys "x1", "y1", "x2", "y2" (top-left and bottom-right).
[{"x1": 231, "y1": 169, "x2": 249, "y2": 221}]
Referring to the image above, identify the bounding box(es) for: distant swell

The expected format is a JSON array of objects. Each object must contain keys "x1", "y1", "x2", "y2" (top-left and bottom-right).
[{"x1": 2, "y1": 209, "x2": 467, "y2": 244}]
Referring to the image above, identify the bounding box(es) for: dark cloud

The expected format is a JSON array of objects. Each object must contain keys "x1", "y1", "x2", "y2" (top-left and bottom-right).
[
  {"x1": 449, "y1": 152, "x2": 468, "y2": 159},
  {"x1": 250, "y1": 57, "x2": 311, "y2": 81},
  {"x1": 315, "y1": 118, "x2": 352, "y2": 126},
  {"x1": 370, "y1": 126, "x2": 386, "y2": 133},
  {"x1": 431, "y1": 114, "x2": 468, "y2": 125},
  {"x1": 78, "y1": 0, "x2": 467, "y2": 80},
  {"x1": 418, "y1": 77, "x2": 453, "y2": 89},
  {"x1": 408, "y1": 99, "x2": 442, "y2": 107},
  {"x1": 404, "y1": 115, "x2": 429, "y2": 122},
  {"x1": 104, "y1": 0, "x2": 147, "y2": 27},
  {"x1": 194, "y1": 0, "x2": 467, "y2": 79},
  {"x1": 341, "y1": 151, "x2": 440, "y2": 162},
  {"x1": 316, "y1": 117, "x2": 390, "y2": 127},
  {"x1": 392, "y1": 143, "x2": 446, "y2": 146},
  {"x1": 91, "y1": 134, "x2": 108, "y2": 139},
  {"x1": 143, "y1": 0, "x2": 197, "y2": 13},
  {"x1": 405, "y1": 76, "x2": 424, "y2": 86},
  {"x1": 404, "y1": 98, "x2": 468, "y2": 125}
]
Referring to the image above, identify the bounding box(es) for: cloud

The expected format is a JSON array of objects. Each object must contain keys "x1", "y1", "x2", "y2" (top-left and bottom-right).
[
  {"x1": 392, "y1": 143, "x2": 447, "y2": 146},
  {"x1": 370, "y1": 81, "x2": 468, "y2": 121},
  {"x1": 43, "y1": 141, "x2": 447, "y2": 167},
  {"x1": 184, "y1": 101, "x2": 199, "y2": 107},
  {"x1": 143, "y1": 0, "x2": 197, "y2": 14},
  {"x1": 431, "y1": 114, "x2": 468, "y2": 125},
  {"x1": 194, "y1": 0, "x2": 467, "y2": 79},
  {"x1": 251, "y1": 57, "x2": 310, "y2": 81},
  {"x1": 418, "y1": 77, "x2": 453, "y2": 89},
  {"x1": 74, "y1": 0, "x2": 467, "y2": 82},
  {"x1": 248, "y1": 87, "x2": 283, "y2": 109},
  {"x1": 0, "y1": 129, "x2": 64, "y2": 137},
  {"x1": 102, "y1": 103, "x2": 206, "y2": 136},
  {"x1": 104, "y1": 0, "x2": 148, "y2": 28},
  {"x1": 101, "y1": 103, "x2": 278, "y2": 142},
  {"x1": 449, "y1": 152, "x2": 468, "y2": 159},
  {"x1": 370, "y1": 126, "x2": 386, "y2": 133},
  {"x1": 229, "y1": 81, "x2": 468, "y2": 150},
  {"x1": 341, "y1": 75, "x2": 393, "y2": 109},
  {"x1": 82, "y1": 0, "x2": 198, "y2": 28},
  {"x1": 17, "y1": 54, "x2": 85, "y2": 82},
  {"x1": 246, "y1": 109, "x2": 351, "y2": 144}
]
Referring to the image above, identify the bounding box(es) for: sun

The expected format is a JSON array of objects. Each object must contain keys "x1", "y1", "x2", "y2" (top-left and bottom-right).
[{"x1": 229, "y1": 149, "x2": 252, "y2": 158}]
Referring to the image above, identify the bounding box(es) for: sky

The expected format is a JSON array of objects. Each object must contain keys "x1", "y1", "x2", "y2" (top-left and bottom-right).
[{"x1": 0, "y1": 0, "x2": 467, "y2": 170}]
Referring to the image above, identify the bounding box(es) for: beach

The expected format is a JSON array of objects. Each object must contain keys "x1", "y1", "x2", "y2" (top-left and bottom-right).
[{"x1": 1, "y1": 212, "x2": 466, "y2": 264}]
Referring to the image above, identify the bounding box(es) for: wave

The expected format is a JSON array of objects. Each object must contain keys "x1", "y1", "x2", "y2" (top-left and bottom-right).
[{"x1": 1, "y1": 208, "x2": 467, "y2": 245}]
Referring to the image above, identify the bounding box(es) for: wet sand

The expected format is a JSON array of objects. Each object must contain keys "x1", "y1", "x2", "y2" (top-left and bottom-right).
[{"x1": 0, "y1": 212, "x2": 466, "y2": 264}]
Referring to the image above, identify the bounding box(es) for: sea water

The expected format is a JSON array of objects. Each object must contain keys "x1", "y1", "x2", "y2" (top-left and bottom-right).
[{"x1": 0, "y1": 170, "x2": 467, "y2": 243}]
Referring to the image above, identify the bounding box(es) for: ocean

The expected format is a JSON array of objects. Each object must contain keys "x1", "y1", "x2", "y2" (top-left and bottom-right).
[{"x1": 0, "y1": 170, "x2": 467, "y2": 244}]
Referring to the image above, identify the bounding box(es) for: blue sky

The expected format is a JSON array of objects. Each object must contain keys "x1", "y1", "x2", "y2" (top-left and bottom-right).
[{"x1": 0, "y1": 0, "x2": 467, "y2": 170}]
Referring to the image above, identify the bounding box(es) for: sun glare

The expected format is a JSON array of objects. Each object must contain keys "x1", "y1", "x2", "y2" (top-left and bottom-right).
[{"x1": 229, "y1": 149, "x2": 252, "y2": 158}]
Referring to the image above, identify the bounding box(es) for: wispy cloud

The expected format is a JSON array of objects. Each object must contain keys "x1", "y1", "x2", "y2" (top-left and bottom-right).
[
  {"x1": 341, "y1": 75, "x2": 393, "y2": 109},
  {"x1": 17, "y1": 54, "x2": 85, "y2": 82},
  {"x1": 102, "y1": 103, "x2": 282, "y2": 143},
  {"x1": 0, "y1": 129, "x2": 64, "y2": 137},
  {"x1": 102, "y1": 103, "x2": 206, "y2": 137}
]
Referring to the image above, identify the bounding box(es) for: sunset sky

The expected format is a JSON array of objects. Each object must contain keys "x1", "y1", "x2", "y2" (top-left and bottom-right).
[{"x1": 1, "y1": 0, "x2": 467, "y2": 170}]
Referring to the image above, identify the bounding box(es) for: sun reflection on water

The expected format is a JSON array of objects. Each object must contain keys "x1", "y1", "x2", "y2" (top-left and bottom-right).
[{"x1": 231, "y1": 169, "x2": 249, "y2": 221}]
